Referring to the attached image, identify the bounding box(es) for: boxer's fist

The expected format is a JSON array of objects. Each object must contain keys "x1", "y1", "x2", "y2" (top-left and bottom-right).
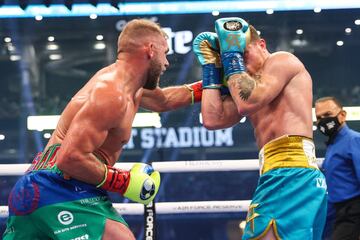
[
  {"x1": 215, "y1": 17, "x2": 250, "y2": 79},
  {"x1": 193, "y1": 32, "x2": 220, "y2": 66},
  {"x1": 99, "y1": 163, "x2": 160, "y2": 205},
  {"x1": 184, "y1": 79, "x2": 229, "y2": 105},
  {"x1": 184, "y1": 81, "x2": 203, "y2": 104},
  {"x1": 193, "y1": 32, "x2": 222, "y2": 89},
  {"x1": 215, "y1": 17, "x2": 250, "y2": 53},
  {"x1": 124, "y1": 163, "x2": 160, "y2": 205}
]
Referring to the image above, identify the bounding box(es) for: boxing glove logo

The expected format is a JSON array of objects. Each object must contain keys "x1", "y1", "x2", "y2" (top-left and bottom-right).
[
  {"x1": 224, "y1": 21, "x2": 243, "y2": 31},
  {"x1": 140, "y1": 178, "x2": 156, "y2": 200}
]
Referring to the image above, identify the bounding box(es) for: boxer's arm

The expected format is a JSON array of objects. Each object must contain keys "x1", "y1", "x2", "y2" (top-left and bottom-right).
[
  {"x1": 56, "y1": 84, "x2": 124, "y2": 185},
  {"x1": 140, "y1": 81, "x2": 202, "y2": 112},
  {"x1": 227, "y1": 52, "x2": 302, "y2": 116},
  {"x1": 201, "y1": 89, "x2": 242, "y2": 130}
]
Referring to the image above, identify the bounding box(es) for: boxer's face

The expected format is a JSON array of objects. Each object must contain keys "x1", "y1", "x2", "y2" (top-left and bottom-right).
[
  {"x1": 145, "y1": 37, "x2": 169, "y2": 90},
  {"x1": 244, "y1": 39, "x2": 266, "y2": 75}
]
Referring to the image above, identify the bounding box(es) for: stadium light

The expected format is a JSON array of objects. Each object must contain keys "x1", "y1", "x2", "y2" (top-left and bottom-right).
[
  {"x1": 27, "y1": 113, "x2": 162, "y2": 130},
  {"x1": 1, "y1": 1, "x2": 360, "y2": 18}
]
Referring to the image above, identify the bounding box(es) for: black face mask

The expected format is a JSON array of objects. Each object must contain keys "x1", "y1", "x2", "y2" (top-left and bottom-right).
[{"x1": 317, "y1": 114, "x2": 341, "y2": 138}]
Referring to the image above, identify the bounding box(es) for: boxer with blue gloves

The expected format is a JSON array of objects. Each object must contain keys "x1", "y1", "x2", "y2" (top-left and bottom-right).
[{"x1": 201, "y1": 18, "x2": 327, "y2": 240}]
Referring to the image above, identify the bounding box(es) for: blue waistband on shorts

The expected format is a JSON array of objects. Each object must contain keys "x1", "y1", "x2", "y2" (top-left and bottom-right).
[{"x1": 8, "y1": 170, "x2": 107, "y2": 216}]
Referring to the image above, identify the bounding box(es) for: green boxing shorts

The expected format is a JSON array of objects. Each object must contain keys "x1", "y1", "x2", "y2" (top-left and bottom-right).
[{"x1": 3, "y1": 145, "x2": 128, "y2": 240}]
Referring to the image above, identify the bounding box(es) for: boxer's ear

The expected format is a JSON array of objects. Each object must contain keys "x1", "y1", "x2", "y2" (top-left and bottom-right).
[
  {"x1": 145, "y1": 42, "x2": 155, "y2": 59},
  {"x1": 258, "y1": 39, "x2": 266, "y2": 49}
]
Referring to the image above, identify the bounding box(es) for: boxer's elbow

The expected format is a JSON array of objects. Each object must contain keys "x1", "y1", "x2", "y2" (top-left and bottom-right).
[
  {"x1": 142, "y1": 104, "x2": 165, "y2": 113},
  {"x1": 236, "y1": 106, "x2": 250, "y2": 116},
  {"x1": 238, "y1": 92, "x2": 272, "y2": 116},
  {"x1": 202, "y1": 116, "x2": 226, "y2": 130},
  {"x1": 236, "y1": 102, "x2": 260, "y2": 116},
  {"x1": 203, "y1": 121, "x2": 219, "y2": 130}
]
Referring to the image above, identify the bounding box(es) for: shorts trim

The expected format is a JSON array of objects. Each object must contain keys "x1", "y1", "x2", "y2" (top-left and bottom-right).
[{"x1": 248, "y1": 219, "x2": 281, "y2": 240}]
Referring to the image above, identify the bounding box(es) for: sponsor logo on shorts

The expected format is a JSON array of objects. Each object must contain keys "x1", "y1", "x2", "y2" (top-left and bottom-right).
[
  {"x1": 57, "y1": 210, "x2": 74, "y2": 225},
  {"x1": 54, "y1": 224, "x2": 87, "y2": 235},
  {"x1": 316, "y1": 178, "x2": 327, "y2": 189},
  {"x1": 80, "y1": 196, "x2": 107, "y2": 205},
  {"x1": 71, "y1": 234, "x2": 89, "y2": 240}
]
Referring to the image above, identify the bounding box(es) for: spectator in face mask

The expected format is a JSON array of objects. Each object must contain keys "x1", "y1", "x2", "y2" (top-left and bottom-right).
[{"x1": 315, "y1": 96, "x2": 360, "y2": 240}]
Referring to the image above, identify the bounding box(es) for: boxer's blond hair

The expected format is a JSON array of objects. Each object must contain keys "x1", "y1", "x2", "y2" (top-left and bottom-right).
[
  {"x1": 249, "y1": 25, "x2": 261, "y2": 43},
  {"x1": 117, "y1": 19, "x2": 167, "y2": 54}
]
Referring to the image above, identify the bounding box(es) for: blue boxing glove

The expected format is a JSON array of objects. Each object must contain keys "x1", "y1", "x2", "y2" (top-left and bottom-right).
[
  {"x1": 215, "y1": 17, "x2": 250, "y2": 79},
  {"x1": 193, "y1": 32, "x2": 222, "y2": 89}
]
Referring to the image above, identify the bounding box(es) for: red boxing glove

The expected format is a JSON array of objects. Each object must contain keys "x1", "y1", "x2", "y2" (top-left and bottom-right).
[
  {"x1": 98, "y1": 165, "x2": 130, "y2": 194},
  {"x1": 184, "y1": 81, "x2": 203, "y2": 104},
  {"x1": 97, "y1": 163, "x2": 161, "y2": 204}
]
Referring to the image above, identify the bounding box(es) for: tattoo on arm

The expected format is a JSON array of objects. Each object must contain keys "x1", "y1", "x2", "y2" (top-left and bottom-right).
[{"x1": 229, "y1": 75, "x2": 256, "y2": 101}]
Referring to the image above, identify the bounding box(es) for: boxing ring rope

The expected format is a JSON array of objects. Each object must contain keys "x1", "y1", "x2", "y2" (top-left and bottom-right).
[
  {"x1": 0, "y1": 160, "x2": 262, "y2": 176},
  {"x1": 0, "y1": 201, "x2": 251, "y2": 218},
  {"x1": 0, "y1": 159, "x2": 324, "y2": 218}
]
